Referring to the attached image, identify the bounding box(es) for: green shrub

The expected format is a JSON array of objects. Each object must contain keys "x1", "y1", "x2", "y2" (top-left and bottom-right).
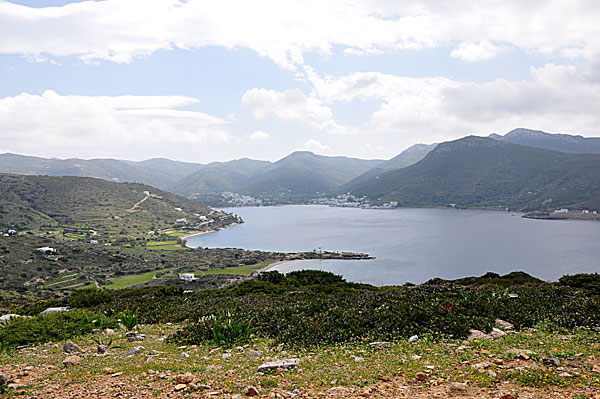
[
  {"x1": 0, "y1": 310, "x2": 98, "y2": 346},
  {"x1": 171, "y1": 310, "x2": 257, "y2": 347},
  {"x1": 118, "y1": 307, "x2": 138, "y2": 330},
  {"x1": 69, "y1": 287, "x2": 113, "y2": 308}
]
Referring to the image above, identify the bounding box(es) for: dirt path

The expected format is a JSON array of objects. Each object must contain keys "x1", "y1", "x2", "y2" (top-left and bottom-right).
[{"x1": 126, "y1": 196, "x2": 149, "y2": 213}]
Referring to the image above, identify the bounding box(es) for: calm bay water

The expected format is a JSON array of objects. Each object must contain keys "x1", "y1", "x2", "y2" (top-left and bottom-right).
[{"x1": 187, "y1": 205, "x2": 600, "y2": 285}]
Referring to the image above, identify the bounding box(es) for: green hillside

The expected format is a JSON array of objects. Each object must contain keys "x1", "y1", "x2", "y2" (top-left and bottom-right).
[
  {"x1": 244, "y1": 151, "x2": 383, "y2": 199},
  {"x1": 170, "y1": 158, "x2": 272, "y2": 198},
  {"x1": 346, "y1": 143, "x2": 436, "y2": 187},
  {"x1": 0, "y1": 174, "x2": 239, "y2": 240},
  {"x1": 349, "y1": 136, "x2": 600, "y2": 211}
]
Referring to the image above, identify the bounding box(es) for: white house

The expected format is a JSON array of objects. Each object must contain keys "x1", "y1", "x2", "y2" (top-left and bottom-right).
[
  {"x1": 176, "y1": 218, "x2": 187, "y2": 224},
  {"x1": 174, "y1": 207, "x2": 183, "y2": 212},
  {"x1": 7, "y1": 229, "x2": 17, "y2": 236},
  {"x1": 90, "y1": 240, "x2": 99, "y2": 244},
  {"x1": 179, "y1": 273, "x2": 197, "y2": 281},
  {"x1": 143, "y1": 191, "x2": 150, "y2": 196}
]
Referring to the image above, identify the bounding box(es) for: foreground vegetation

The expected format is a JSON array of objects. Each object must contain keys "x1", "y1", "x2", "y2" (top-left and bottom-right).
[{"x1": 1, "y1": 271, "x2": 600, "y2": 398}]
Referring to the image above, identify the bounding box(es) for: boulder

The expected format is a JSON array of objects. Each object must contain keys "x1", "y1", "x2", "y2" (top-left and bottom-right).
[
  {"x1": 97, "y1": 344, "x2": 108, "y2": 354},
  {"x1": 0, "y1": 314, "x2": 23, "y2": 323},
  {"x1": 448, "y1": 382, "x2": 468, "y2": 394},
  {"x1": 63, "y1": 355, "x2": 82, "y2": 367},
  {"x1": 176, "y1": 373, "x2": 194, "y2": 384},
  {"x1": 257, "y1": 359, "x2": 300, "y2": 372},
  {"x1": 408, "y1": 335, "x2": 419, "y2": 343},
  {"x1": 174, "y1": 384, "x2": 187, "y2": 391},
  {"x1": 63, "y1": 341, "x2": 81, "y2": 354},
  {"x1": 368, "y1": 341, "x2": 392, "y2": 349},
  {"x1": 467, "y1": 330, "x2": 491, "y2": 341},
  {"x1": 495, "y1": 319, "x2": 514, "y2": 330},
  {"x1": 490, "y1": 328, "x2": 506, "y2": 339},
  {"x1": 245, "y1": 386, "x2": 260, "y2": 396},
  {"x1": 40, "y1": 307, "x2": 70, "y2": 316},
  {"x1": 121, "y1": 346, "x2": 144, "y2": 356},
  {"x1": 415, "y1": 372, "x2": 428, "y2": 382}
]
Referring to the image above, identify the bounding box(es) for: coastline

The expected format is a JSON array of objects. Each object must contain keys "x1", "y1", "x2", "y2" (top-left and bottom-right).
[
  {"x1": 180, "y1": 222, "x2": 241, "y2": 246},
  {"x1": 257, "y1": 259, "x2": 290, "y2": 273}
]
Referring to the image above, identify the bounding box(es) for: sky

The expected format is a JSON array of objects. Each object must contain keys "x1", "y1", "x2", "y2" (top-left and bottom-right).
[{"x1": 1, "y1": 0, "x2": 600, "y2": 163}]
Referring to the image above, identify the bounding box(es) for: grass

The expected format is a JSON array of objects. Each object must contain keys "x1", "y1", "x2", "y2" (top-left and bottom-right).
[
  {"x1": 195, "y1": 260, "x2": 273, "y2": 276},
  {"x1": 105, "y1": 268, "x2": 175, "y2": 289}
]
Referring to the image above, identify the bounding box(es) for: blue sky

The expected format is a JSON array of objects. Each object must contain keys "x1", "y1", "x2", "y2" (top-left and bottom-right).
[{"x1": 0, "y1": 0, "x2": 599, "y2": 162}]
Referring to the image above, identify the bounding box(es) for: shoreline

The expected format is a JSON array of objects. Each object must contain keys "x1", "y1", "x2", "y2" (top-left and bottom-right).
[
  {"x1": 180, "y1": 222, "x2": 241, "y2": 247},
  {"x1": 256, "y1": 259, "x2": 290, "y2": 273}
]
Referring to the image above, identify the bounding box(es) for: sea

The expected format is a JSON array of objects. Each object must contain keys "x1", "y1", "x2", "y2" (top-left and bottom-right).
[{"x1": 187, "y1": 205, "x2": 600, "y2": 286}]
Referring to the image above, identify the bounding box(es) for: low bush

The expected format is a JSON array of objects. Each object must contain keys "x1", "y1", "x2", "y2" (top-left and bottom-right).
[{"x1": 0, "y1": 310, "x2": 99, "y2": 346}]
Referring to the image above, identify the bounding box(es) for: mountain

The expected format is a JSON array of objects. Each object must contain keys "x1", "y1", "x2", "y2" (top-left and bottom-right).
[
  {"x1": 348, "y1": 136, "x2": 600, "y2": 211},
  {"x1": 346, "y1": 143, "x2": 437, "y2": 187},
  {"x1": 0, "y1": 153, "x2": 162, "y2": 188},
  {"x1": 124, "y1": 158, "x2": 205, "y2": 189},
  {"x1": 169, "y1": 158, "x2": 272, "y2": 198},
  {"x1": 491, "y1": 128, "x2": 600, "y2": 154},
  {"x1": 0, "y1": 174, "x2": 238, "y2": 237},
  {"x1": 243, "y1": 151, "x2": 383, "y2": 199}
]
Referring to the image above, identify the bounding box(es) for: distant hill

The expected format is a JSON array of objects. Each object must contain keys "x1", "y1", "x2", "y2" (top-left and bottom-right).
[
  {"x1": 346, "y1": 143, "x2": 436, "y2": 187},
  {"x1": 243, "y1": 152, "x2": 383, "y2": 200},
  {"x1": 170, "y1": 158, "x2": 272, "y2": 198},
  {"x1": 348, "y1": 136, "x2": 600, "y2": 212},
  {"x1": 0, "y1": 153, "x2": 165, "y2": 188},
  {"x1": 0, "y1": 174, "x2": 237, "y2": 238},
  {"x1": 491, "y1": 128, "x2": 600, "y2": 154}
]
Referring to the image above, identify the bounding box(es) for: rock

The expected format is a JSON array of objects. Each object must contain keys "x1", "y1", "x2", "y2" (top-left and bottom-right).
[
  {"x1": 188, "y1": 382, "x2": 198, "y2": 390},
  {"x1": 495, "y1": 319, "x2": 514, "y2": 330},
  {"x1": 592, "y1": 365, "x2": 600, "y2": 373},
  {"x1": 102, "y1": 367, "x2": 115, "y2": 373},
  {"x1": 40, "y1": 306, "x2": 70, "y2": 316},
  {"x1": 369, "y1": 341, "x2": 392, "y2": 349},
  {"x1": 381, "y1": 375, "x2": 391, "y2": 382},
  {"x1": 0, "y1": 372, "x2": 7, "y2": 384},
  {"x1": 490, "y1": 328, "x2": 506, "y2": 339},
  {"x1": 180, "y1": 352, "x2": 190, "y2": 359},
  {"x1": 558, "y1": 372, "x2": 572, "y2": 378},
  {"x1": 257, "y1": 359, "x2": 300, "y2": 372},
  {"x1": 125, "y1": 331, "x2": 137, "y2": 338},
  {"x1": 247, "y1": 350, "x2": 264, "y2": 356},
  {"x1": 500, "y1": 394, "x2": 518, "y2": 399},
  {"x1": 411, "y1": 355, "x2": 422, "y2": 361},
  {"x1": 415, "y1": 372, "x2": 428, "y2": 382},
  {"x1": 174, "y1": 384, "x2": 187, "y2": 391},
  {"x1": 208, "y1": 347, "x2": 221, "y2": 355},
  {"x1": 63, "y1": 355, "x2": 82, "y2": 367},
  {"x1": 467, "y1": 330, "x2": 490, "y2": 341},
  {"x1": 92, "y1": 329, "x2": 102, "y2": 334},
  {"x1": 97, "y1": 344, "x2": 108, "y2": 354},
  {"x1": 448, "y1": 382, "x2": 468, "y2": 394},
  {"x1": 176, "y1": 373, "x2": 194, "y2": 384},
  {"x1": 0, "y1": 314, "x2": 23, "y2": 323},
  {"x1": 62, "y1": 341, "x2": 81, "y2": 354},
  {"x1": 104, "y1": 328, "x2": 115, "y2": 335},
  {"x1": 408, "y1": 335, "x2": 419, "y2": 343},
  {"x1": 121, "y1": 346, "x2": 144, "y2": 355},
  {"x1": 542, "y1": 358, "x2": 561, "y2": 367},
  {"x1": 222, "y1": 353, "x2": 232, "y2": 359},
  {"x1": 245, "y1": 385, "x2": 260, "y2": 396},
  {"x1": 127, "y1": 336, "x2": 144, "y2": 342}
]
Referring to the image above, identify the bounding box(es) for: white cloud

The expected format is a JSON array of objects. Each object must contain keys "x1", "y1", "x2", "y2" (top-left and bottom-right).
[
  {"x1": 252, "y1": 63, "x2": 600, "y2": 145},
  {"x1": 1, "y1": 0, "x2": 600, "y2": 67},
  {"x1": 247, "y1": 130, "x2": 270, "y2": 141},
  {"x1": 242, "y1": 88, "x2": 351, "y2": 134},
  {"x1": 450, "y1": 40, "x2": 510, "y2": 62},
  {"x1": 0, "y1": 90, "x2": 231, "y2": 160},
  {"x1": 302, "y1": 139, "x2": 331, "y2": 153}
]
